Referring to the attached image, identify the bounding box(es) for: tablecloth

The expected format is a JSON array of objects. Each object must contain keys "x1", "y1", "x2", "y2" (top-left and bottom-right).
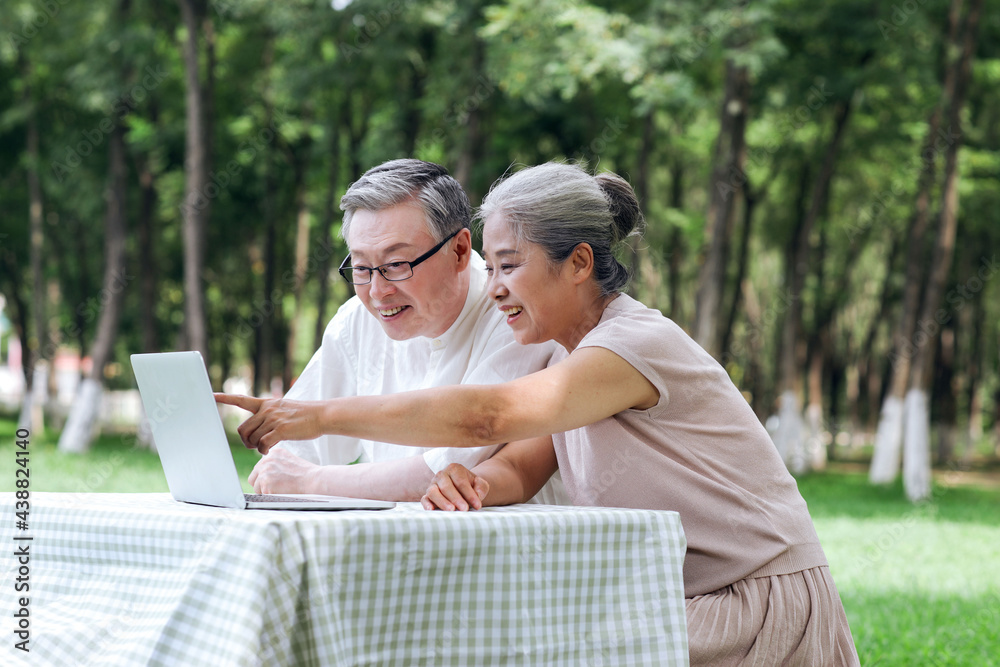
[{"x1": 1, "y1": 492, "x2": 687, "y2": 666}]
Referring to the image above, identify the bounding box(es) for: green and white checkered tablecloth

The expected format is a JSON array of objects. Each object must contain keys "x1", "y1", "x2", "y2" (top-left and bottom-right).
[{"x1": 1, "y1": 493, "x2": 687, "y2": 666}]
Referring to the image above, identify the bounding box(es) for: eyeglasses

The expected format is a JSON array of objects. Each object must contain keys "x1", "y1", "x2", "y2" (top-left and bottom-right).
[{"x1": 338, "y1": 228, "x2": 462, "y2": 285}]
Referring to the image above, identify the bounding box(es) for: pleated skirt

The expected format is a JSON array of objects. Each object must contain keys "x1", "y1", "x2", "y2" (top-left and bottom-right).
[{"x1": 685, "y1": 566, "x2": 860, "y2": 666}]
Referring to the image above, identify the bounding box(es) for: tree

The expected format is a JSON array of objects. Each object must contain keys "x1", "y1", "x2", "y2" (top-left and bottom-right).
[
  {"x1": 23, "y1": 52, "x2": 48, "y2": 433},
  {"x1": 56, "y1": 0, "x2": 134, "y2": 453},
  {"x1": 57, "y1": 121, "x2": 129, "y2": 453},
  {"x1": 870, "y1": 0, "x2": 965, "y2": 485},
  {"x1": 1, "y1": 0, "x2": 997, "y2": 471},
  {"x1": 694, "y1": 59, "x2": 750, "y2": 359},
  {"x1": 177, "y1": 0, "x2": 214, "y2": 362},
  {"x1": 902, "y1": 0, "x2": 983, "y2": 502},
  {"x1": 772, "y1": 96, "x2": 857, "y2": 471}
]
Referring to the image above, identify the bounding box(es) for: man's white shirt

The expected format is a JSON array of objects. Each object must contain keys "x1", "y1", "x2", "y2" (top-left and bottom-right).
[{"x1": 277, "y1": 251, "x2": 567, "y2": 504}]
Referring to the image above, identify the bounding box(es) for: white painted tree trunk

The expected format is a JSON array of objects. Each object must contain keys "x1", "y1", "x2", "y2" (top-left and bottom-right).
[
  {"x1": 903, "y1": 388, "x2": 932, "y2": 502},
  {"x1": 16, "y1": 392, "x2": 33, "y2": 432},
  {"x1": 18, "y1": 363, "x2": 48, "y2": 433},
  {"x1": 805, "y1": 403, "x2": 827, "y2": 471},
  {"x1": 773, "y1": 390, "x2": 806, "y2": 473},
  {"x1": 869, "y1": 395, "x2": 904, "y2": 483},
  {"x1": 57, "y1": 378, "x2": 104, "y2": 453}
]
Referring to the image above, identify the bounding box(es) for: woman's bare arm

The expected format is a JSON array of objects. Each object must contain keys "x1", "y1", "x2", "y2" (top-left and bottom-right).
[{"x1": 215, "y1": 346, "x2": 658, "y2": 454}]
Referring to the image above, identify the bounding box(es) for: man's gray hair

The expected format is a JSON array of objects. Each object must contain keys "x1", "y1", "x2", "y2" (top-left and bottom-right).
[
  {"x1": 476, "y1": 162, "x2": 644, "y2": 296},
  {"x1": 340, "y1": 159, "x2": 471, "y2": 242}
]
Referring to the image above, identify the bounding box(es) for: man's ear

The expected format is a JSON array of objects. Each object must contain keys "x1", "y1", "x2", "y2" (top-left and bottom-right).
[
  {"x1": 569, "y1": 243, "x2": 595, "y2": 285},
  {"x1": 453, "y1": 228, "x2": 473, "y2": 271}
]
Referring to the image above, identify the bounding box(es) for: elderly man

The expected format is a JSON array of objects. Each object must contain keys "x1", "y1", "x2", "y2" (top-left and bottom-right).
[{"x1": 241, "y1": 159, "x2": 565, "y2": 503}]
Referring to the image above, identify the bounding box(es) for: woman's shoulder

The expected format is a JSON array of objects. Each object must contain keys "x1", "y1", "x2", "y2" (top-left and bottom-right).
[
  {"x1": 581, "y1": 294, "x2": 720, "y2": 372},
  {"x1": 587, "y1": 294, "x2": 684, "y2": 343}
]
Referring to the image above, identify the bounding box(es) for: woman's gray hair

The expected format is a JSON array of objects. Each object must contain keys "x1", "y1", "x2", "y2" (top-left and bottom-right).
[
  {"x1": 340, "y1": 159, "x2": 471, "y2": 242},
  {"x1": 476, "y1": 162, "x2": 643, "y2": 296}
]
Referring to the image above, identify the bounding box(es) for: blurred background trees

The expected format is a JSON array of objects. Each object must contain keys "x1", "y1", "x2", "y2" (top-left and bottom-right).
[{"x1": 0, "y1": 0, "x2": 997, "y2": 498}]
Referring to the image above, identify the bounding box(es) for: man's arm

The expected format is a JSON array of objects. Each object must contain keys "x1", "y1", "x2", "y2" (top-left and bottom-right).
[{"x1": 249, "y1": 448, "x2": 434, "y2": 501}]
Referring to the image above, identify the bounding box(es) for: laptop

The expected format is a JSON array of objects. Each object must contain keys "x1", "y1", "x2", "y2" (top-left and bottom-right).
[{"x1": 130, "y1": 351, "x2": 395, "y2": 511}]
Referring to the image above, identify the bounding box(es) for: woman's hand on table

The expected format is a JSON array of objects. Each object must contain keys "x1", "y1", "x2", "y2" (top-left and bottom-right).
[
  {"x1": 214, "y1": 393, "x2": 326, "y2": 454},
  {"x1": 421, "y1": 463, "x2": 489, "y2": 511}
]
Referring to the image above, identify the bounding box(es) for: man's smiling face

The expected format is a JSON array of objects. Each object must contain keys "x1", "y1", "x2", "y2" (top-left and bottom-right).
[{"x1": 346, "y1": 202, "x2": 471, "y2": 341}]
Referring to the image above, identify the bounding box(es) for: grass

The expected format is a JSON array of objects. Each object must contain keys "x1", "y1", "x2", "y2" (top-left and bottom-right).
[
  {"x1": 2, "y1": 417, "x2": 999, "y2": 665},
  {"x1": 796, "y1": 470, "x2": 1000, "y2": 666},
  {"x1": 0, "y1": 417, "x2": 261, "y2": 494}
]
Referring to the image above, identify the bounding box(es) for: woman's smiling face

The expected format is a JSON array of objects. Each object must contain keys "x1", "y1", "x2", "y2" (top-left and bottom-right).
[{"x1": 483, "y1": 214, "x2": 577, "y2": 348}]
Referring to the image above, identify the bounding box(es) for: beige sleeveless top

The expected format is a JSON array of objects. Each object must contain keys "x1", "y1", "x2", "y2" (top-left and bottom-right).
[{"x1": 551, "y1": 294, "x2": 827, "y2": 597}]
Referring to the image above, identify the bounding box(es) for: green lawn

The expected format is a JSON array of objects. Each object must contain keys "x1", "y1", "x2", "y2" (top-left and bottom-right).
[
  {"x1": 1, "y1": 417, "x2": 261, "y2": 494},
  {"x1": 797, "y1": 471, "x2": 1000, "y2": 666},
  {"x1": 2, "y1": 417, "x2": 998, "y2": 665}
]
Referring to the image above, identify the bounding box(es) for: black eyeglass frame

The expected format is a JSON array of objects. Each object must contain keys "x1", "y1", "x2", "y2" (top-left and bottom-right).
[{"x1": 338, "y1": 228, "x2": 463, "y2": 285}]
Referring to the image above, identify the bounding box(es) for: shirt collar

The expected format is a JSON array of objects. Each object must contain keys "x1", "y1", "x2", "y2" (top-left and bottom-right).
[{"x1": 426, "y1": 250, "x2": 488, "y2": 350}]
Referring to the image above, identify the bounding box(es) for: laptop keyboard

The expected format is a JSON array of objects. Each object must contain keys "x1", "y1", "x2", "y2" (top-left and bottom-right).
[{"x1": 245, "y1": 494, "x2": 317, "y2": 503}]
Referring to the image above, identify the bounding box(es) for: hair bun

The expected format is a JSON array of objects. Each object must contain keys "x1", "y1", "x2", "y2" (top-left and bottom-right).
[{"x1": 595, "y1": 172, "x2": 643, "y2": 244}]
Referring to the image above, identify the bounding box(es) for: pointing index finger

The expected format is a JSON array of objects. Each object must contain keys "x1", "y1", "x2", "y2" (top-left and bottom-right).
[{"x1": 214, "y1": 393, "x2": 264, "y2": 413}]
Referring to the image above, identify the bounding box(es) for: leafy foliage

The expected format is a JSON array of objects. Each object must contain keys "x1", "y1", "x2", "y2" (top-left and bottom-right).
[{"x1": 0, "y1": 0, "x2": 997, "y2": 450}]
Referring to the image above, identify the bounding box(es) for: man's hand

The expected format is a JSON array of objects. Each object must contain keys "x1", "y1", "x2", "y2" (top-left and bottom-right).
[
  {"x1": 214, "y1": 393, "x2": 325, "y2": 454},
  {"x1": 248, "y1": 448, "x2": 318, "y2": 495},
  {"x1": 421, "y1": 463, "x2": 489, "y2": 511}
]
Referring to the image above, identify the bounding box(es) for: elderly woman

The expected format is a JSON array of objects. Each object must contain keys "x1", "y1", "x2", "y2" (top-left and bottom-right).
[{"x1": 218, "y1": 163, "x2": 859, "y2": 666}]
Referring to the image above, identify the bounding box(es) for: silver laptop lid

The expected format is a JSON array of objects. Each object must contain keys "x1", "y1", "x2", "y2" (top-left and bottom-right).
[{"x1": 131, "y1": 351, "x2": 248, "y2": 509}]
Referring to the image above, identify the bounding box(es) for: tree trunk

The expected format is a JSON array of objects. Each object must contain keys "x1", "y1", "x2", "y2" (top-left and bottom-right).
[
  {"x1": 694, "y1": 60, "x2": 749, "y2": 359},
  {"x1": 72, "y1": 217, "x2": 91, "y2": 363},
  {"x1": 0, "y1": 251, "x2": 32, "y2": 421},
  {"x1": 964, "y1": 282, "x2": 984, "y2": 460},
  {"x1": 453, "y1": 26, "x2": 484, "y2": 202},
  {"x1": 809, "y1": 190, "x2": 864, "y2": 459},
  {"x1": 903, "y1": 0, "x2": 982, "y2": 502},
  {"x1": 719, "y1": 183, "x2": 756, "y2": 359},
  {"x1": 44, "y1": 213, "x2": 86, "y2": 384},
  {"x1": 255, "y1": 126, "x2": 277, "y2": 397},
  {"x1": 284, "y1": 159, "x2": 312, "y2": 391},
  {"x1": 345, "y1": 91, "x2": 372, "y2": 182},
  {"x1": 137, "y1": 151, "x2": 159, "y2": 353},
  {"x1": 740, "y1": 279, "x2": 767, "y2": 420},
  {"x1": 870, "y1": 0, "x2": 964, "y2": 484},
  {"x1": 667, "y1": 159, "x2": 684, "y2": 322},
  {"x1": 314, "y1": 115, "x2": 341, "y2": 352},
  {"x1": 932, "y1": 329, "x2": 957, "y2": 466},
  {"x1": 845, "y1": 361, "x2": 860, "y2": 436},
  {"x1": 178, "y1": 0, "x2": 211, "y2": 362},
  {"x1": 993, "y1": 384, "x2": 1000, "y2": 459},
  {"x1": 627, "y1": 111, "x2": 656, "y2": 304},
  {"x1": 805, "y1": 223, "x2": 830, "y2": 471},
  {"x1": 401, "y1": 28, "x2": 433, "y2": 157},
  {"x1": 852, "y1": 235, "x2": 900, "y2": 437},
  {"x1": 806, "y1": 334, "x2": 828, "y2": 471},
  {"x1": 775, "y1": 219, "x2": 806, "y2": 470},
  {"x1": 772, "y1": 165, "x2": 810, "y2": 463},
  {"x1": 827, "y1": 349, "x2": 844, "y2": 460},
  {"x1": 774, "y1": 98, "x2": 854, "y2": 471},
  {"x1": 58, "y1": 122, "x2": 129, "y2": 453},
  {"x1": 22, "y1": 55, "x2": 47, "y2": 433},
  {"x1": 253, "y1": 38, "x2": 277, "y2": 397}
]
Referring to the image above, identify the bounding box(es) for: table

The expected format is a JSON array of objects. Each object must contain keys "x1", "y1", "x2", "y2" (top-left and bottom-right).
[{"x1": 1, "y1": 493, "x2": 688, "y2": 666}]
